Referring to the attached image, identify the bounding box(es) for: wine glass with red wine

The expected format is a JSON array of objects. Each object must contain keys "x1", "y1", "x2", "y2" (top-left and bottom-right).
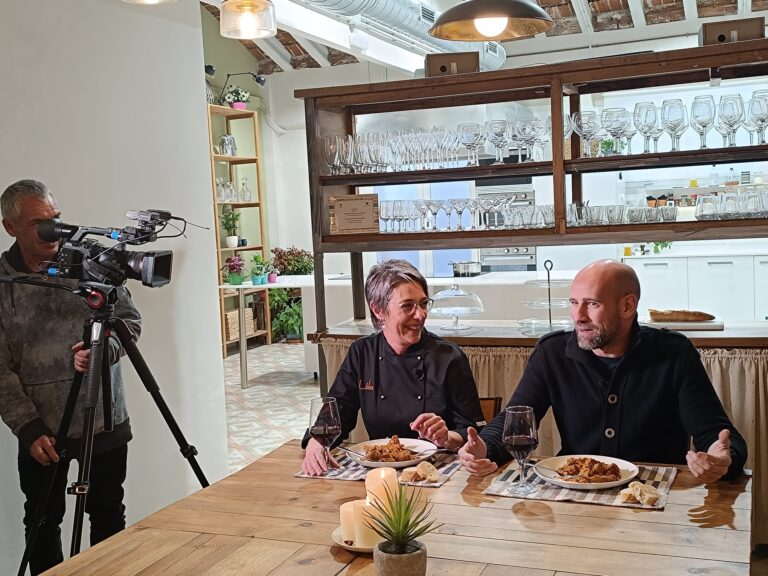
[
  {"x1": 308, "y1": 397, "x2": 342, "y2": 475},
  {"x1": 502, "y1": 405, "x2": 539, "y2": 496}
]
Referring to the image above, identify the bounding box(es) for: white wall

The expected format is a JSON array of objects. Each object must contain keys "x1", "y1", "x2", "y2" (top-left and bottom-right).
[{"x1": 0, "y1": 2, "x2": 229, "y2": 573}]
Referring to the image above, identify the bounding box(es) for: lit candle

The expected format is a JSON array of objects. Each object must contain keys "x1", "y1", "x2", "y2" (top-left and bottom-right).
[
  {"x1": 353, "y1": 499, "x2": 383, "y2": 549},
  {"x1": 365, "y1": 467, "x2": 398, "y2": 508},
  {"x1": 339, "y1": 501, "x2": 356, "y2": 545}
]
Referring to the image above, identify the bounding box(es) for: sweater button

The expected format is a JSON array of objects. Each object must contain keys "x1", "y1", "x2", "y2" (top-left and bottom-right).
[
  {"x1": 417, "y1": 395, "x2": 422, "y2": 400},
  {"x1": 380, "y1": 394, "x2": 386, "y2": 400},
  {"x1": 605, "y1": 427, "x2": 615, "y2": 439},
  {"x1": 608, "y1": 394, "x2": 618, "y2": 405}
]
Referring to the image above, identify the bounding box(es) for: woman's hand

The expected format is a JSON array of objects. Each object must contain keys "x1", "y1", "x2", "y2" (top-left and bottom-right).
[
  {"x1": 410, "y1": 413, "x2": 450, "y2": 447},
  {"x1": 301, "y1": 438, "x2": 340, "y2": 476}
]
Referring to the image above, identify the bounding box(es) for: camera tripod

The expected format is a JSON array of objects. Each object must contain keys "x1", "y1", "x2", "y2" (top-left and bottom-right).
[{"x1": 12, "y1": 280, "x2": 209, "y2": 576}]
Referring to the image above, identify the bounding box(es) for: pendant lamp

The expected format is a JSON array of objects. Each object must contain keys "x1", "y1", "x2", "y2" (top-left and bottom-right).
[
  {"x1": 220, "y1": 0, "x2": 277, "y2": 40},
  {"x1": 428, "y1": 0, "x2": 554, "y2": 42}
]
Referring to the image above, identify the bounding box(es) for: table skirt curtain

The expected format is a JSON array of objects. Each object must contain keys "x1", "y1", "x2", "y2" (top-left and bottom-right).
[{"x1": 320, "y1": 339, "x2": 767, "y2": 545}]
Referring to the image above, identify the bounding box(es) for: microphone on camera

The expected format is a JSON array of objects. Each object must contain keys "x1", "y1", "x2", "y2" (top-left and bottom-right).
[{"x1": 37, "y1": 219, "x2": 79, "y2": 242}]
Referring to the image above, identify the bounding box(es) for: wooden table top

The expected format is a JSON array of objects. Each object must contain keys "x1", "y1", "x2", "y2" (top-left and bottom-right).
[{"x1": 44, "y1": 440, "x2": 752, "y2": 576}]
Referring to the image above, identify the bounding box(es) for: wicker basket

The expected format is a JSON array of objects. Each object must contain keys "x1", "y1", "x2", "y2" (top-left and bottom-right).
[{"x1": 224, "y1": 309, "x2": 256, "y2": 341}]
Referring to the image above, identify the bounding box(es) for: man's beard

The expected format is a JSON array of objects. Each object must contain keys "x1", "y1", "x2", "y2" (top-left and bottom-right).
[{"x1": 576, "y1": 320, "x2": 617, "y2": 350}]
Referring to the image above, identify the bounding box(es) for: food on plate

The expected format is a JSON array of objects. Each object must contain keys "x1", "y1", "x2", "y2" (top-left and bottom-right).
[
  {"x1": 648, "y1": 309, "x2": 715, "y2": 322},
  {"x1": 557, "y1": 457, "x2": 621, "y2": 483},
  {"x1": 619, "y1": 481, "x2": 660, "y2": 506},
  {"x1": 364, "y1": 436, "x2": 415, "y2": 462},
  {"x1": 401, "y1": 461, "x2": 442, "y2": 483}
]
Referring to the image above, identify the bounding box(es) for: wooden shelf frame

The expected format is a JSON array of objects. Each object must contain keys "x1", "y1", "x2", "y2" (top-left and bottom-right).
[{"x1": 296, "y1": 39, "x2": 768, "y2": 392}]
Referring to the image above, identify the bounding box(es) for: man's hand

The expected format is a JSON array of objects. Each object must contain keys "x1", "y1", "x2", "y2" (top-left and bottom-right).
[
  {"x1": 410, "y1": 413, "x2": 449, "y2": 447},
  {"x1": 686, "y1": 429, "x2": 732, "y2": 484},
  {"x1": 458, "y1": 427, "x2": 498, "y2": 476},
  {"x1": 29, "y1": 435, "x2": 59, "y2": 465},
  {"x1": 301, "y1": 438, "x2": 340, "y2": 476},
  {"x1": 72, "y1": 342, "x2": 90, "y2": 374}
]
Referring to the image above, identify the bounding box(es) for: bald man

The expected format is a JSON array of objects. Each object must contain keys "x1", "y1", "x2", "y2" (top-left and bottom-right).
[{"x1": 459, "y1": 260, "x2": 747, "y2": 483}]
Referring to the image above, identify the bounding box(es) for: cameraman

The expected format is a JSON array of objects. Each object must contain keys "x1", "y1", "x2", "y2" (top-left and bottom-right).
[{"x1": 0, "y1": 179, "x2": 142, "y2": 575}]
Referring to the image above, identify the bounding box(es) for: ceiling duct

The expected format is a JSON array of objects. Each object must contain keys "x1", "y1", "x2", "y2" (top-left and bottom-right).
[{"x1": 308, "y1": 0, "x2": 507, "y2": 70}]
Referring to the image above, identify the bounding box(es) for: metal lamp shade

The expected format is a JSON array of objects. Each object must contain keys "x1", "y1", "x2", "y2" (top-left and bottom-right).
[
  {"x1": 220, "y1": 0, "x2": 277, "y2": 39},
  {"x1": 428, "y1": 0, "x2": 554, "y2": 42}
]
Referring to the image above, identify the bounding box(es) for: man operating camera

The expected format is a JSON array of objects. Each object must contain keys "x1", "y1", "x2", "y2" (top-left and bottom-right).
[{"x1": 0, "y1": 179, "x2": 141, "y2": 575}]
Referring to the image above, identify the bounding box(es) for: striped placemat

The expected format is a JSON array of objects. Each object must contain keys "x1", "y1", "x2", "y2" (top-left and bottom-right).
[
  {"x1": 295, "y1": 449, "x2": 461, "y2": 488},
  {"x1": 483, "y1": 464, "x2": 677, "y2": 509}
]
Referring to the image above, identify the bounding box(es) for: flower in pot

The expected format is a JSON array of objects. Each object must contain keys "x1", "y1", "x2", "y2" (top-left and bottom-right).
[
  {"x1": 266, "y1": 262, "x2": 278, "y2": 283},
  {"x1": 270, "y1": 246, "x2": 314, "y2": 276},
  {"x1": 219, "y1": 206, "x2": 241, "y2": 248},
  {"x1": 221, "y1": 85, "x2": 250, "y2": 110},
  {"x1": 365, "y1": 483, "x2": 441, "y2": 576},
  {"x1": 250, "y1": 253, "x2": 269, "y2": 284},
  {"x1": 222, "y1": 255, "x2": 246, "y2": 285}
]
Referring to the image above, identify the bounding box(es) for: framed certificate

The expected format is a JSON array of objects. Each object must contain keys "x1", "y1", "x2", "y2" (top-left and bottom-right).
[{"x1": 329, "y1": 195, "x2": 380, "y2": 234}]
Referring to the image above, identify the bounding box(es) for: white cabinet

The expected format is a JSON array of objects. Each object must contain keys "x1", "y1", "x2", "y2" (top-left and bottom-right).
[
  {"x1": 626, "y1": 258, "x2": 688, "y2": 316},
  {"x1": 688, "y1": 256, "x2": 754, "y2": 321},
  {"x1": 755, "y1": 256, "x2": 768, "y2": 321}
]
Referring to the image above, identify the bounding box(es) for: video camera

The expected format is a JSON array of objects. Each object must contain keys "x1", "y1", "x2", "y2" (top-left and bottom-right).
[{"x1": 38, "y1": 210, "x2": 174, "y2": 288}]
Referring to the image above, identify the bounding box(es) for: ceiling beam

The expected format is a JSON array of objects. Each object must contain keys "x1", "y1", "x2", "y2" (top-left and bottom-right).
[
  {"x1": 682, "y1": 0, "x2": 699, "y2": 19},
  {"x1": 570, "y1": 0, "x2": 595, "y2": 37},
  {"x1": 255, "y1": 36, "x2": 294, "y2": 71},
  {"x1": 300, "y1": 39, "x2": 332, "y2": 67},
  {"x1": 627, "y1": 0, "x2": 647, "y2": 28}
]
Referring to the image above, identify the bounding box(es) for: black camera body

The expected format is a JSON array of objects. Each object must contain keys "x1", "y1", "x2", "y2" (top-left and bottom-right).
[{"x1": 38, "y1": 210, "x2": 173, "y2": 288}]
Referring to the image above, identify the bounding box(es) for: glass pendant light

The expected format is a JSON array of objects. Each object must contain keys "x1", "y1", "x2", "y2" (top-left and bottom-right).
[
  {"x1": 220, "y1": 0, "x2": 277, "y2": 40},
  {"x1": 429, "y1": 0, "x2": 554, "y2": 42}
]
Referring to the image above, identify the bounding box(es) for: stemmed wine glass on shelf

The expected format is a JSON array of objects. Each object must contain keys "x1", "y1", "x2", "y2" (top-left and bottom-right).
[
  {"x1": 502, "y1": 405, "x2": 539, "y2": 496},
  {"x1": 308, "y1": 397, "x2": 341, "y2": 476}
]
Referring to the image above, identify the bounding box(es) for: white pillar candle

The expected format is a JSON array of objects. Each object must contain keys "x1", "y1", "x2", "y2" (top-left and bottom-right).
[
  {"x1": 339, "y1": 501, "x2": 356, "y2": 545},
  {"x1": 365, "y1": 467, "x2": 398, "y2": 508},
  {"x1": 353, "y1": 499, "x2": 383, "y2": 549}
]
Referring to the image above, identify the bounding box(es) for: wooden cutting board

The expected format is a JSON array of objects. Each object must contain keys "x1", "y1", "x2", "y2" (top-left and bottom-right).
[{"x1": 640, "y1": 319, "x2": 724, "y2": 331}]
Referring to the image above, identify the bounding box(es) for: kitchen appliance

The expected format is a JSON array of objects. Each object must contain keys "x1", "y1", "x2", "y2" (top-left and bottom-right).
[
  {"x1": 450, "y1": 260, "x2": 482, "y2": 277},
  {"x1": 475, "y1": 177, "x2": 537, "y2": 271}
]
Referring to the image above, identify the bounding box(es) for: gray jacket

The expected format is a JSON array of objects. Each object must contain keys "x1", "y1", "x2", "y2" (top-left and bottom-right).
[{"x1": 0, "y1": 244, "x2": 142, "y2": 455}]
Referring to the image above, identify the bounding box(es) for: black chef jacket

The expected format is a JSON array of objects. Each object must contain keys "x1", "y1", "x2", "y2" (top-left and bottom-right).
[
  {"x1": 481, "y1": 321, "x2": 747, "y2": 480},
  {"x1": 302, "y1": 330, "x2": 485, "y2": 448}
]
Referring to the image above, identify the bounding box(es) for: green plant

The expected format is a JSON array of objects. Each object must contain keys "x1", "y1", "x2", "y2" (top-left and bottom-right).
[
  {"x1": 272, "y1": 300, "x2": 303, "y2": 340},
  {"x1": 222, "y1": 255, "x2": 245, "y2": 274},
  {"x1": 653, "y1": 241, "x2": 672, "y2": 254},
  {"x1": 221, "y1": 84, "x2": 250, "y2": 104},
  {"x1": 219, "y1": 206, "x2": 240, "y2": 236},
  {"x1": 365, "y1": 483, "x2": 442, "y2": 555},
  {"x1": 269, "y1": 287, "x2": 291, "y2": 314},
  {"x1": 600, "y1": 138, "x2": 625, "y2": 156},
  {"x1": 271, "y1": 246, "x2": 313, "y2": 275},
  {"x1": 250, "y1": 253, "x2": 269, "y2": 275}
]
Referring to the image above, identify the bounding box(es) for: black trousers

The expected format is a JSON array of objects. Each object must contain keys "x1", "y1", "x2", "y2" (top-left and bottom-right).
[{"x1": 18, "y1": 443, "x2": 128, "y2": 576}]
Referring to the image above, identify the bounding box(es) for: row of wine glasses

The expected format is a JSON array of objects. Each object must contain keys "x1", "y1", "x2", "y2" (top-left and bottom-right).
[{"x1": 378, "y1": 198, "x2": 555, "y2": 233}]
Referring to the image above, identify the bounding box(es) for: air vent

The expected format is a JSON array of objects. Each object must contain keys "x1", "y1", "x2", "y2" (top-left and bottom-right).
[
  {"x1": 486, "y1": 42, "x2": 499, "y2": 55},
  {"x1": 420, "y1": 5, "x2": 436, "y2": 23}
]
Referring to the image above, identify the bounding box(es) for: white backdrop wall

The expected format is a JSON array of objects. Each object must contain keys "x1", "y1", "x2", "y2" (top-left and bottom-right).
[{"x1": 0, "y1": 2, "x2": 229, "y2": 573}]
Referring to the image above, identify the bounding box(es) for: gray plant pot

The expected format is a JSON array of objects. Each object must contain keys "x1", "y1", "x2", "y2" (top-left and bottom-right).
[{"x1": 373, "y1": 540, "x2": 427, "y2": 576}]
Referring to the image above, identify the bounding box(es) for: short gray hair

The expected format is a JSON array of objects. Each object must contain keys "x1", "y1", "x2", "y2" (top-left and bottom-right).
[
  {"x1": 1, "y1": 179, "x2": 56, "y2": 223},
  {"x1": 365, "y1": 259, "x2": 428, "y2": 330}
]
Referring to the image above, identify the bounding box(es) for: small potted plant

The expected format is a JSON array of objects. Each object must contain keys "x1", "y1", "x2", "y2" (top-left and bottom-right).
[
  {"x1": 250, "y1": 253, "x2": 269, "y2": 285},
  {"x1": 222, "y1": 255, "x2": 246, "y2": 285},
  {"x1": 219, "y1": 206, "x2": 241, "y2": 248},
  {"x1": 270, "y1": 246, "x2": 314, "y2": 276},
  {"x1": 272, "y1": 300, "x2": 304, "y2": 343},
  {"x1": 365, "y1": 483, "x2": 441, "y2": 576},
  {"x1": 221, "y1": 85, "x2": 250, "y2": 110},
  {"x1": 266, "y1": 262, "x2": 278, "y2": 284}
]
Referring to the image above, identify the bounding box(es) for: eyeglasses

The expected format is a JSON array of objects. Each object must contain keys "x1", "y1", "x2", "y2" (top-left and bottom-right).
[{"x1": 397, "y1": 298, "x2": 433, "y2": 315}]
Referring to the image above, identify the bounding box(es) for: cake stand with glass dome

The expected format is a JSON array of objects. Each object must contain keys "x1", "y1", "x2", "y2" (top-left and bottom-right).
[
  {"x1": 431, "y1": 284, "x2": 484, "y2": 332},
  {"x1": 519, "y1": 260, "x2": 573, "y2": 336}
]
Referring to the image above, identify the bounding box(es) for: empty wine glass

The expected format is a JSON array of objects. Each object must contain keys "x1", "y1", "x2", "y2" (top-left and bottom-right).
[
  {"x1": 748, "y1": 96, "x2": 768, "y2": 145},
  {"x1": 661, "y1": 99, "x2": 687, "y2": 151},
  {"x1": 458, "y1": 123, "x2": 482, "y2": 166},
  {"x1": 485, "y1": 120, "x2": 509, "y2": 165},
  {"x1": 718, "y1": 95, "x2": 744, "y2": 147},
  {"x1": 690, "y1": 95, "x2": 715, "y2": 149},
  {"x1": 633, "y1": 102, "x2": 657, "y2": 154},
  {"x1": 502, "y1": 406, "x2": 539, "y2": 496},
  {"x1": 572, "y1": 111, "x2": 600, "y2": 158},
  {"x1": 601, "y1": 108, "x2": 630, "y2": 155},
  {"x1": 308, "y1": 397, "x2": 341, "y2": 476}
]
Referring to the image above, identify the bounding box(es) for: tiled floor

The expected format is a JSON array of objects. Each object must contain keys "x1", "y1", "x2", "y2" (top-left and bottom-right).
[{"x1": 223, "y1": 343, "x2": 318, "y2": 473}]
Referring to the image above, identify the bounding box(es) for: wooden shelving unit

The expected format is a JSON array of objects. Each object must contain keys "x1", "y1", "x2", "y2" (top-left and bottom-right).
[
  {"x1": 296, "y1": 39, "x2": 768, "y2": 392},
  {"x1": 207, "y1": 104, "x2": 271, "y2": 357}
]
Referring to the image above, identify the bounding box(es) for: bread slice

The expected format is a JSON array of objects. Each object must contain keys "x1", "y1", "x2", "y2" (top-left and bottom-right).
[
  {"x1": 401, "y1": 467, "x2": 422, "y2": 482},
  {"x1": 619, "y1": 481, "x2": 660, "y2": 506},
  {"x1": 416, "y1": 461, "x2": 441, "y2": 483},
  {"x1": 649, "y1": 309, "x2": 715, "y2": 322}
]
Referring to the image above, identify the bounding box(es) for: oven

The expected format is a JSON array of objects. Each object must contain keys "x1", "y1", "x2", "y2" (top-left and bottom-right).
[{"x1": 475, "y1": 177, "x2": 537, "y2": 272}]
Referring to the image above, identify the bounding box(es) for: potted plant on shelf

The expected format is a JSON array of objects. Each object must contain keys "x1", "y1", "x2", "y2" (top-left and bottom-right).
[
  {"x1": 222, "y1": 255, "x2": 246, "y2": 285},
  {"x1": 270, "y1": 246, "x2": 314, "y2": 276},
  {"x1": 266, "y1": 262, "x2": 278, "y2": 284},
  {"x1": 219, "y1": 206, "x2": 241, "y2": 248},
  {"x1": 271, "y1": 300, "x2": 304, "y2": 343},
  {"x1": 365, "y1": 484, "x2": 441, "y2": 576},
  {"x1": 221, "y1": 85, "x2": 250, "y2": 110},
  {"x1": 250, "y1": 253, "x2": 269, "y2": 285}
]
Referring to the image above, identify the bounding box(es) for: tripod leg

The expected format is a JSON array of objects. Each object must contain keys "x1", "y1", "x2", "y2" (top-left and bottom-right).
[
  {"x1": 17, "y1": 372, "x2": 83, "y2": 576},
  {"x1": 69, "y1": 320, "x2": 107, "y2": 556},
  {"x1": 113, "y1": 318, "x2": 209, "y2": 488}
]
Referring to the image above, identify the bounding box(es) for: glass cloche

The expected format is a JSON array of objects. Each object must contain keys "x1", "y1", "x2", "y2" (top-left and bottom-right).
[{"x1": 430, "y1": 284, "x2": 484, "y2": 331}]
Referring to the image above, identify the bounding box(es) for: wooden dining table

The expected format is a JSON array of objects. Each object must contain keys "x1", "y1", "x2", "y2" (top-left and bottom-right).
[{"x1": 43, "y1": 440, "x2": 752, "y2": 576}]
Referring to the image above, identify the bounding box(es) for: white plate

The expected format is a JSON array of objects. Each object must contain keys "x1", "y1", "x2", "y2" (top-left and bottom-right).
[
  {"x1": 346, "y1": 438, "x2": 437, "y2": 469},
  {"x1": 331, "y1": 526, "x2": 373, "y2": 553},
  {"x1": 533, "y1": 455, "x2": 638, "y2": 490}
]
